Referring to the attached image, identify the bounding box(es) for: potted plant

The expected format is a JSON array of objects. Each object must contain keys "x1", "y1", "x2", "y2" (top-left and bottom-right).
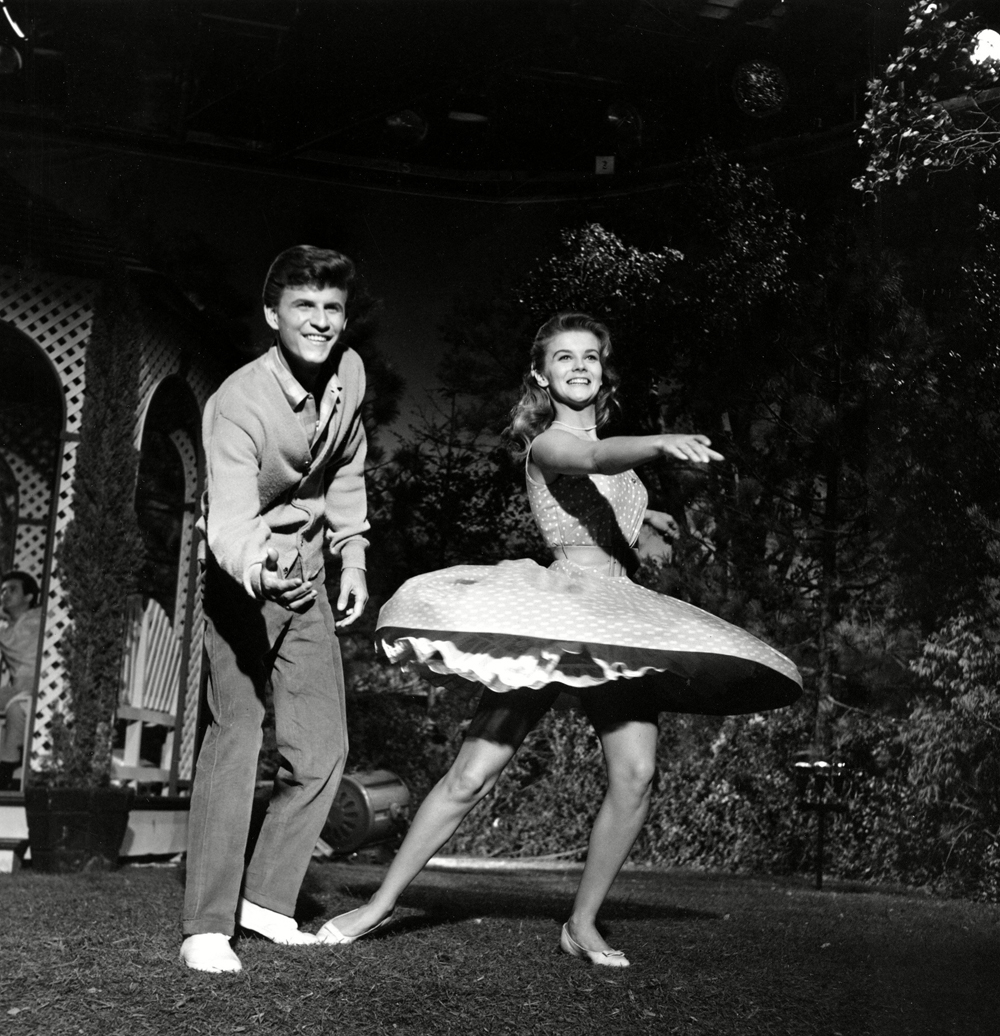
[{"x1": 24, "y1": 267, "x2": 144, "y2": 871}]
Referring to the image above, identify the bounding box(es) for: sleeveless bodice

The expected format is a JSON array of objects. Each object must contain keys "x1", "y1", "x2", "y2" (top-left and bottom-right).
[{"x1": 526, "y1": 465, "x2": 647, "y2": 553}]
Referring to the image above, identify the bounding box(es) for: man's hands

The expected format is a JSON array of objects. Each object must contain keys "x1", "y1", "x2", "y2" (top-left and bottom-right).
[
  {"x1": 260, "y1": 548, "x2": 317, "y2": 611},
  {"x1": 259, "y1": 550, "x2": 368, "y2": 628},
  {"x1": 335, "y1": 567, "x2": 368, "y2": 629}
]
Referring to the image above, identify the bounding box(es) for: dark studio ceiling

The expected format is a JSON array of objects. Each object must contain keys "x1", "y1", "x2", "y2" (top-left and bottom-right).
[{"x1": 0, "y1": 0, "x2": 993, "y2": 201}]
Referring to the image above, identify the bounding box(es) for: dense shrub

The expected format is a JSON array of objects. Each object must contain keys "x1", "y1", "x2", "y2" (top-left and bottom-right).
[
  {"x1": 900, "y1": 612, "x2": 1000, "y2": 899},
  {"x1": 824, "y1": 710, "x2": 942, "y2": 888},
  {"x1": 343, "y1": 663, "x2": 480, "y2": 806},
  {"x1": 447, "y1": 701, "x2": 610, "y2": 858},
  {"x1": 643, "y1": 709, "x2": 807, "y2": 874}
]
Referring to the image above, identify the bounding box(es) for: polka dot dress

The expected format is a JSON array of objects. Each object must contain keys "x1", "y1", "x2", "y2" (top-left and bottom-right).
[
  {"x1": 376, "y1": 461, "x2": 802, "y2": 716},
  {"x1": 528, "y1": 465, "x2": 647, "y2": 551}
]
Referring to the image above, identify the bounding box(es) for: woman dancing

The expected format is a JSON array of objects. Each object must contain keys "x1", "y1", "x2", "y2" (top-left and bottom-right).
[{"x1": 318, "y1": 312, "x2": 801, "y2": 966}]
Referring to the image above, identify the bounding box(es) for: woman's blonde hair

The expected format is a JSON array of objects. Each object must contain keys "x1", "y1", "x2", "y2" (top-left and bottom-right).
[{"x1": 503, "y1": 312, "x2": 620, "y2": 460}]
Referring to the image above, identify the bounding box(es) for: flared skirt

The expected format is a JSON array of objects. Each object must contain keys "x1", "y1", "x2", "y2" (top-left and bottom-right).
[{"x1": 376, "y1": 559, "x2": 802, "y2": 716}]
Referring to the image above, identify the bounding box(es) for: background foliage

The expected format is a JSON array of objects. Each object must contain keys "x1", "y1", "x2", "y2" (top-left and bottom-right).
[
  {"x1": 343, "y1": 127, "x2": 1000, "y2": 899},
  {"x1": 290, "y1": 11, "x2": 1000, "y2": 900},
  {"x1": 855, "y1": 0, "x2": 1000, "y2": 195}
]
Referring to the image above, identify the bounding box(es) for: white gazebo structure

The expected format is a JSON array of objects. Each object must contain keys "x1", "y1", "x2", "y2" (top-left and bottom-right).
[{"x1": 0, "y1": 170, "x2": 229, "y2": 865}]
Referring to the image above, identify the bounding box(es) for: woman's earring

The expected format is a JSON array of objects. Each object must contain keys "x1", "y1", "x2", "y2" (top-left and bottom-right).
[{"x1": 533, "y1": 371, "x2": 547, "y2": 387}]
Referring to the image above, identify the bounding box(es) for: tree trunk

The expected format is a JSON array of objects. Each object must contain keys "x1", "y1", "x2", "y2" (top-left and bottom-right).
[{"x1": 814, "y1": 446, "x2": 841, "y2": 757}]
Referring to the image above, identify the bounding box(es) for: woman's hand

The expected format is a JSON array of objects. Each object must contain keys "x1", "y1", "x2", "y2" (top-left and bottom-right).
[
  {"x1": 657, "y1": 434, "x2": 724, "y2": 464},
  {"x1": 643, "y1": 509, "x2": 681, "y2": 539}
]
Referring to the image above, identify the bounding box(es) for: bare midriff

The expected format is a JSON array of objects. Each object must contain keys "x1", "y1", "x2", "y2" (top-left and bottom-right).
[{"x1": 552, "y1": 544, "x2": 626, "y2": 577}]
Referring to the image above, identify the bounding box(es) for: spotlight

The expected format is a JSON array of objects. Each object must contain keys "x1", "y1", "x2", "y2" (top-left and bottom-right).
[
  {"x1": 447, "y1": 110, "x2": 489, "y2": 124},
  {"x1": 606, "y1": 103, "x2": 642, "y2": 142},
  {"x1": 447, "y1": 90, "x2": 490, "y2": 125},
  {"x1": 972, "y1": 28, "x2": 1000, "y2": 65},
  {"x1": 385, "y1": 109, "x2": 428, "y2": 145}
]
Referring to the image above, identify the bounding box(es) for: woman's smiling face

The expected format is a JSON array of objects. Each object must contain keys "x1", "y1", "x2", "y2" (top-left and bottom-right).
[{"x1": 537, "y1": 330, "x2": 603, "y2": 408}]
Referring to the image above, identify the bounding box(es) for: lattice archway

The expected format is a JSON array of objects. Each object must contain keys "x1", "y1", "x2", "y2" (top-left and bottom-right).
[
  {"x1": 0, "y1": 454, "x2": 18, "y2": 574},
  {"x1": 123, "y1": 374, "x2": 205, "y2": 792},
  {"x1": 0, "y1": 314, "x2": 67, "y2": 788},
  {"x1": 0, "y1": 264, "x2": 220, "y2": 787},
  {"x1": 0, "y1": 266, "x2": 94, "y2": 768}
]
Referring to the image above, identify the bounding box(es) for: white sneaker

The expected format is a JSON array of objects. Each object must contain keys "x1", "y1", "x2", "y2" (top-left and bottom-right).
[
  {"x1": 237, "y1": 897, "x2": 317, "y2": 945},
  {"x1": 180, "y1": 933, "x2": 242, "y2": 973}
]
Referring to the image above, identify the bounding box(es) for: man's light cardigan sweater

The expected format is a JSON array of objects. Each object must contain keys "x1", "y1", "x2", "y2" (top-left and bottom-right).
[{"x1": 199, "y1": 342, "x2": 369, "y2": 598}]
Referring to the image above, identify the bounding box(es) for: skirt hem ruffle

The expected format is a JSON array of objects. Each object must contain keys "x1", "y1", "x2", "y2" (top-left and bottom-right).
[{"x1": 377, "y1": 626, "x2": 802, "y2": 716}]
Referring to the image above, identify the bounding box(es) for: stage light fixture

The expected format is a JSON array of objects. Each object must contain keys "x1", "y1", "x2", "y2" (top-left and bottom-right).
[
  {"x1": 606, "y1": 103, "x2": 642, "y2": 141},
  {"x1": 385, "y1": 109, "x2": 428, "y2": 145}
]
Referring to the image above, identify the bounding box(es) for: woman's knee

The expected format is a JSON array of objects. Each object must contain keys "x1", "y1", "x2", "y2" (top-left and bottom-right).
[
  {"x1": 440, "y1": 757, "x2": 501, "y2": 805},
  {"x1": 607, "y1": 757, "x2": 657, "y2": 801}
]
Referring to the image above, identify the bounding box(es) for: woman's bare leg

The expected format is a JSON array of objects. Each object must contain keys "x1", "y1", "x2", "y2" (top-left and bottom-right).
[
  {"x1": 566, "y1": 696, "x2": 658, "y2": 952},
  {"x1": 325, "y1": 686, "x2": 557, "y2": 938}
]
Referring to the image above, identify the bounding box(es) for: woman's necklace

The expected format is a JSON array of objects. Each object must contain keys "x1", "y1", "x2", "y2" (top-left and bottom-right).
[{"x1": 551, "y1": 420, "x2": 597, "y2": 432}]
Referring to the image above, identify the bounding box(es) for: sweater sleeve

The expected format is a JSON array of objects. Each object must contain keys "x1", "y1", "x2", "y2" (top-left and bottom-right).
[
  {"x1": 203, "y1": 402, "x2": 269, "y2": 597},
  {"x1": 324, "y1": 356, "x2": 370, "y2": 569}
]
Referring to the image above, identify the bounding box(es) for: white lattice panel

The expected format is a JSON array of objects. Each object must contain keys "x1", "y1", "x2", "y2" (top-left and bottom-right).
[
  {"x1": 13, "y1": 523, "x2": 49, "y2": 578},
  {"x1": 173, "y1": 326, "x2": 217, "y2": 783},
  {"x1": 136, "y1": 329, "x2": 181, "y2": 449},
  {"x1": 0, "y1": 267, "x2": 94, "y2": 439},
  {"x1": 0, "y1": 410, "x2": 60, "y2": 481},
  {"x1": 186, "y1": 363, "x2": 218, "y2": 411},
  {"x1": 170, "y1": 425, "x2": 202, "y2": 789},
  {"x1": 2, "y1": 450, "x2": 50, "y2": 522},
  {"x1": 31, "y1": 438, "x2": 78, "y2": 759},
  {"x1": 178, "y1": 580, "x2": 203, "y2": 785},
  {"x1": 178, "y1": 420, "x2": 206, "y2": 787},
  {"x1": 170, "y1": 429, "x2": 198, "y2": 623},
  {"x1": 4, "y1": 442, "x2": 54, "y2": 579}
]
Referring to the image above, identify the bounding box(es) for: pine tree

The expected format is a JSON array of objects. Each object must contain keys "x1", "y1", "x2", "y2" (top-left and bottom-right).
[{"x1": 46, "y1": 266, "x2": 145, "y2": 786}]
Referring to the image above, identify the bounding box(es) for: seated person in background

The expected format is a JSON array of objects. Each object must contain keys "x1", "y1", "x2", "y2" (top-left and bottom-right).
[{"x1": 0, "y1": 571, "x2": 42, "y2": 791}]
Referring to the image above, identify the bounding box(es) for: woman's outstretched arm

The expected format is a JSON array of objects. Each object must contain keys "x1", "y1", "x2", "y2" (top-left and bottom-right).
[{"x1": 531, "y1": 427, "x2": 724, "y2": 478}]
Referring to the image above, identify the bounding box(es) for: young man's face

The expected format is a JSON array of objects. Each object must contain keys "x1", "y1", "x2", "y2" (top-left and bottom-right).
[
  {"x1": 0, "y1": 579, "x2": 30, "y2": 620},
  {"x1": 265, "y1": 284, "x2": 348, "y2": 372}
]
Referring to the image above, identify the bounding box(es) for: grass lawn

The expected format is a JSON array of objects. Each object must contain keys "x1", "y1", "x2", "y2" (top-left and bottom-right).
[{"x1": 2, "y1": 859, "x2": 999, "y2": 1036}]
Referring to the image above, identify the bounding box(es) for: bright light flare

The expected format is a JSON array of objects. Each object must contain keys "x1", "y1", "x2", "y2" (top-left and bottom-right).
[
  {"x1": 1, "y1": 2, "x2": 26, "y2": 40},
  {"x1": 972, "y1": 28, "x2": 1000, "y2": 65}
]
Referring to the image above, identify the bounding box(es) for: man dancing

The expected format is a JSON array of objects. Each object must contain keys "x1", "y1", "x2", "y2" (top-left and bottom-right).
[{"x1": 181, "y1": 246, "x2": 370, "y2": 973}]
